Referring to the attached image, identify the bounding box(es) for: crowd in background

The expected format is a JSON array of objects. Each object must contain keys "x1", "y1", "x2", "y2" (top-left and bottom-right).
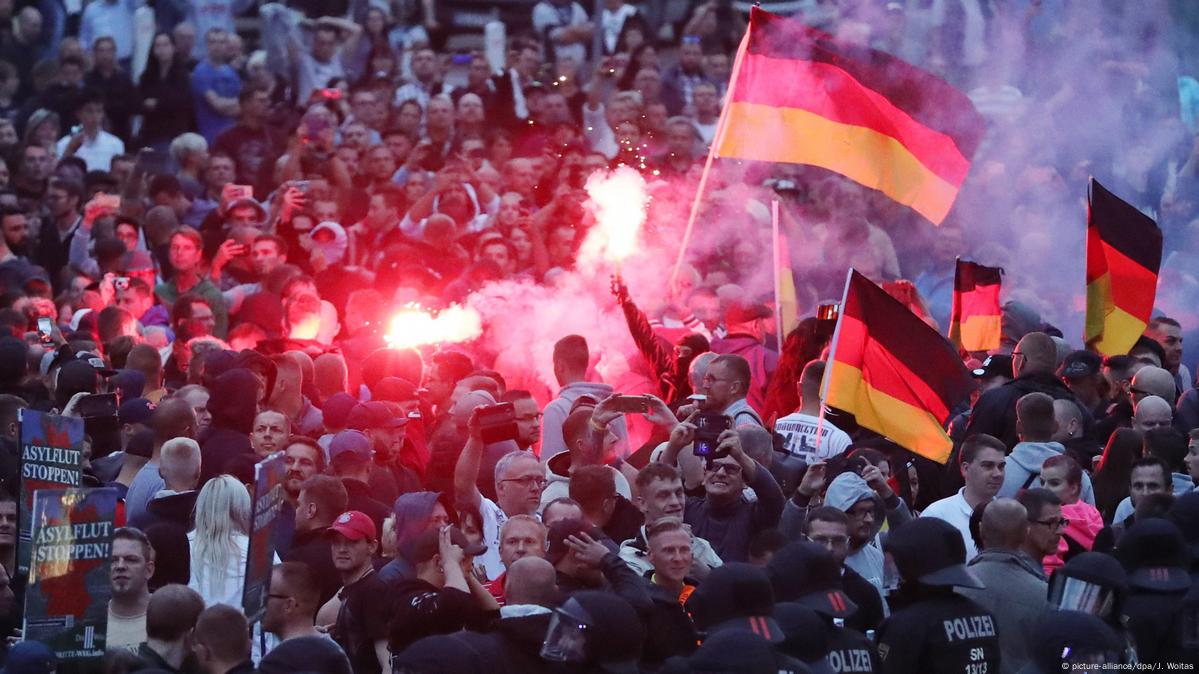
[{"x1": 0, "y1": 0, "x2": 1196, "y2": 673}]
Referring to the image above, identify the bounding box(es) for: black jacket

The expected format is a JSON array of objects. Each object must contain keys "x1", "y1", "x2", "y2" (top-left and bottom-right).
[
  {"x1": 128, "y1": 490, "x2": 198, "y2": 532},
  {"x1": 642, "y1": 581, "x2": 699, "y2": 665},
  {"x1": 683, "y1": 464, "x2": 784, "y2": 562},
  {"x1": 876, "y1": 590, "x2": 1001, "y2": 674},
  {"x1": 342, "y1": 478, "x2": 392, "y2": 535},
  {"x1": 453, "y1": 610, "x2": 553, "y2": 674},
  {"x1": 556, "y1": 553, "x2": 653, "y2": 616},
  {"x1": 388, "y1": 578, "x2": 498, "y2": 655},
  {"x1": 965, "y1": 372, "x2": 1081, "y2": 450},
  {"x1": 842, "y1": 565, "x2": 885, "y2": 635},
  {"x1": 283, "y1": 527, "x2": 341, "y2": 606}
]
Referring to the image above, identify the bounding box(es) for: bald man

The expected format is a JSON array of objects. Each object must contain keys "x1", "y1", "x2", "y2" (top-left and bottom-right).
[
  {"x1": 451, "y1": 556, "x2": 559, "y2": 671},
  {"x1": 1130, "y1": 366, "x2": 1177, "y2": 406},
  {"x1": 1133, "y1": 395, "x2": 1174, "y2": 434},
  {"x1": 958, "y1": 499, "x2": 1048, "y2": 674},
  {"x1": 967, "y1": 332, "x2": 1084, "y2": 449}
]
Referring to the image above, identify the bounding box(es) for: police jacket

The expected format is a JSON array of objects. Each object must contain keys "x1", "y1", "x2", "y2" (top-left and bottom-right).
[{"x1": 877, "y1": 589, "x2": 1001, "y2": 674}]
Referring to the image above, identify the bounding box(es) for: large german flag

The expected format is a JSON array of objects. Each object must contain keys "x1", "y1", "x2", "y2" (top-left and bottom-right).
[
  {"x1": 822, "y1": 271, "x2": 975, "y2": 463},
  {"x1": 949, "y1": 259, "x2": 1003, "y2": 352},
  {"x1": 714, "y1": 8, "x2": 985, "y2": 224},
  {"x1": 1084, "y1": 179, "x2": 1162, "y2": 356}
]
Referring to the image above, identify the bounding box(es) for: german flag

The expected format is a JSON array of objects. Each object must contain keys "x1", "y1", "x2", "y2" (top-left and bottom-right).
[
  {"x1": 1084, "y1": 179, "x2": 1162, "y2": 356},
  {"x1": 822, "y1": 271, "x2": 975, "y2": 463},
  {"x1": 714, "y1": 8, "x2": 985, "y2": 224},
  {"x1": 949, "y1": 259, "x2": 1003, "y2": 352}
]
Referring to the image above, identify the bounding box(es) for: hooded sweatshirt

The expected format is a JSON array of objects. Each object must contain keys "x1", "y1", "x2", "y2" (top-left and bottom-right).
[
  {"x1": 998, "y1": 441, "x2": 1096, "y2": 505},
  {"x1": 199, "y1": 369, "x2": 259, "y2": 484},
  {"x1": 377, "y1": 491, "x2": 442, "y2": 585},
  {"x1": 821, "y1": 472, "x2": 912, "y2": 596},
  {"x1": 539, "y1": 381, "x2": 628, "y2": 458},
  {"x1": 1110, "y1": 473, "x2": 1195, "y2": 522}
]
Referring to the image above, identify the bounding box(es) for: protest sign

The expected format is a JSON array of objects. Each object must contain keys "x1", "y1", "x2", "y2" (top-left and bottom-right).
[
  {"x1": 23, "y1": 488, "x2": 119, "y2": 661},
  {"x1": 18, "y1": 411, "x2": 85, "y2": 574},
  {"x1": 243, "y1": 451, "x2": 286, "y2": 622}
]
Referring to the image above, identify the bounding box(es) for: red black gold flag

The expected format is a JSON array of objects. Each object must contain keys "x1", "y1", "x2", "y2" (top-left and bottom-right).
[
  {"x1": 949, "y1": 259, "x2": 1003, "y2": 352},
  {"x1": 714, "y1": 7, "x2": 985, "y2": 224},
  {"x1": 822, "y1": 271, "x2": 975, "y2": 463},
  {"x1": 1084, "y1": 179, "x2": 1162, "y2": 356}
]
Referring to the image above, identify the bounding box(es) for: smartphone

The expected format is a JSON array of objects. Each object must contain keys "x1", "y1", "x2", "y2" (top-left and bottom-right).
[
  {"x1": 224, "y1": 184, "x2": 254, "y2": 203},
  {"x1": 36, "y1": 317, "x2": 52, "y2": 344},
  {"x1": 816, "y1": 302, "x2": 840, "y2": 339},
  {"x1": 77, "y1": 393, "x2": 118, "y2": 418},
  {"x1": 475, "y1": 402, "x2": 519, "y2": 444},
  {"x1": 294, "y1": 180, "x2": 311, "y2": 194},
  {"x1": 692, "y1": 413, "x2": 731, "y2": 457},
  {"x1": 320, "y1": 88, "x2": 342, "y2": 100},
  {"x1": 609, "y1": 395, "x2": 648, "y2": 414},
  {"x1": 114, "y1": 277, "x2": 130, "y2": 291}
]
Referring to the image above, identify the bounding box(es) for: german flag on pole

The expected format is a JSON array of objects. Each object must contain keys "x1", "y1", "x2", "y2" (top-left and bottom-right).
[
  {"x1": 714, "y1": 8, "x2": 985, "y2": 224},
  {"x1": 822, "y1": 271, "x2": 975, "y2": 463},
  {"x1": 949, "y1": 259, "x2": 1003, "y2": 352},
  {"x1": 1084, "y1": 179, "x2": 1162, "y2": 356}
]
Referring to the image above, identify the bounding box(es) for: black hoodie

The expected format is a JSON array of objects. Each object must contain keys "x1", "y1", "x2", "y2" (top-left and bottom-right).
[
  {"x1": 965, "y1": 372, "x2": 1082, "y2": 449},
  {"x1": 199, "y1": 369, "x2": 258, "y2": 484}
]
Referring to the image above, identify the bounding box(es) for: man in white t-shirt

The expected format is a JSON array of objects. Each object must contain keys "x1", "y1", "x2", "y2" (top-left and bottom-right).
[
  {"x1": 774, "y1": 360, "x2": 852, "y2": 463},
  {"x1": 56, "y1": 93, "x2": 125, "y2": 172},
  {"x1": 920, "y1": 434, "x2": 1007, "y2": 561},
  {"x1": 454, "y1": 418, "x2": 545, "y2": 580},
  {"x1": 107, "y1": 527, "x2": 155, "y2": 652}
]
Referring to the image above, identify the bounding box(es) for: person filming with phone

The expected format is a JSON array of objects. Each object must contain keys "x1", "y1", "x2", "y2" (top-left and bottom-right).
[{"x1": 659, "y1": 412, "x2": 783, "y2": 562}]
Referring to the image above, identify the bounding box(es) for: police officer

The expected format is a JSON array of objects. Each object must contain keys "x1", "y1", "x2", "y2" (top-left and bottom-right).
[
  {"x1": 877, "y1": 518, "x2": 1001, "y2": 674},
  {"x1": 766, "y1": 541, "x2": 879, "y2": 674},
  {"x1": 1047, "y1": 552, "x2": 1137, "y2": 663},
  {"x1": 540, "y1": 591, "x2": 646, "y2": 674},
  {"x1": 1114, "y1": 518, "x2": 1193, "y2": 664},
  {"x1": 1023, "y1": 610, "x2": 1124, "y2": 673}
]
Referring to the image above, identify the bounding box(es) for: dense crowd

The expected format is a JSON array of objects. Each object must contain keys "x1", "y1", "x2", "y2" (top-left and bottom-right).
[{"x1": 0, "y1": 0, "x2": 1196, "y2": 673}]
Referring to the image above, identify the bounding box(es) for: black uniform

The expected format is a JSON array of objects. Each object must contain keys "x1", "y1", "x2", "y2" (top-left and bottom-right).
[
  {"x1": 825, "y1": 625, "x2": 880, "y2": 674},
  {"x1": 876, "y1": 592, "x2": 1000, "y2": 674},
  {"x1": 332, "y1": 570, "x2": 394, "y2": 674}
]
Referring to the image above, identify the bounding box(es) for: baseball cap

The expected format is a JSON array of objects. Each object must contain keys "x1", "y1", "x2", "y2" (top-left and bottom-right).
[
  {"x1": 725, "y1": 302, "x2": 773, "y2": 325},
  {"x1": 545, "y1": 517, "x2": 602, "y2": 565},
  {"x1": 329, "y1": 430, "x2": 372, "y2": 463},
  {"x1": 688, "y1": 563, "x2": 784, "y2": 643},
  {"x1": 109, "y1": 369, "x2": 146, "y2": 402},
  {"x1": 345, "y1": 401, "x2": 407, "y2": 431},
  {"x1": 118, "y1": 249, "x2": 155, "y2": 274},
  {"x1": 1058, "y1": 350, "x2": 1102, "y2": 379},
  {"x1": 322, "y1": 393, "x2": 358, "y2": 430},
  {"x1": 327, "y1": 510, "x2": 376, "y2": 541},
  {"x1": 402, "y1": 526, "x2": 486, "y2": 563},
  {"x1": 972, "y1": 354, "x2": 1013, "y2": 379},
  {"x1": 766, "y1": 542, "x2": 858, "y2": 619},
  {"x1": 372, "y1": 377, "x2": 418, "y2": 403},
  {"x1": 885, "y1": 518, "x2": 983, "y2": 589},
  {"x1": 0, "y1": 641, "x2": 56, "y2": 674},
  {"x1": 117, "y1": 397, "x2": 156, "y2": 426}
]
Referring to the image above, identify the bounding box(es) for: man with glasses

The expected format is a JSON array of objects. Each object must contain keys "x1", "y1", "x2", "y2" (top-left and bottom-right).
[
  {"x1": 502, "y1": 389, "x2": 542, "y2": 452},
  {"x1": 957, "y1": 498, "x2": 1050, "y2": 674},
  {"x1": 660, "y1": 418, "x2": 782, "y2": 562},
  {"x1": 262, "y1": 561, "x2": 339, "y2": 644},
  {"x1": 967, "y1": 332, "x2": 1077, "y2": 450},
  {"x1": 455, "y1": 412, "x2": 548, "y2": 579},
  {"x1": 1017, "y1": 488, "x2": 1065, "y2": 573},
  {"x1": 802, "y1": 506, "x2": 885, "y2": 634},
  {"x1": 698, "y1": 353, "x2": 764, "y2": 428}
]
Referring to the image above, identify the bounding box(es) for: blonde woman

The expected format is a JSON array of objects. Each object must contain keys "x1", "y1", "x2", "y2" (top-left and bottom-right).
[{"x1": 187, "y1": 475, "x2": 252, "y2": 607}]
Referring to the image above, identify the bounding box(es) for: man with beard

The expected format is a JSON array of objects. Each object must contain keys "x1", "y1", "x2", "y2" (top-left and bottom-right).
[
  {"x1": 346, "y1": 401, "x2": 420, "y2": 506},
  {"x1": 250, "y1": 409, "x2": 290, "y2": 458},
  {"x1": 274, "y1": 436, "x2": 325, "y2": 556},
  {"x1": 328, "y1": 430, "x2": 391, "y2": 535},
  {"x1": 107, "y1": 527, "x2": 156, "y2": 651},
  {"x1": 0, "y1": 205, "x2": 29, "y2": 256},
  {"x1": 501, "y1": 390, "x2": 541, "y2": 453},
  {"x1": 325, "y1": 511, "x2": 392, "y2": 674},
  {"x1": 0, "y1": 487, "x2": 15, "y2": 578},
  {"x1": 285, "y1": 475, "x2": 347, "y2": 606},
  {"x1": 0, "y1": 209, "x2": 41, "y2": 295}
]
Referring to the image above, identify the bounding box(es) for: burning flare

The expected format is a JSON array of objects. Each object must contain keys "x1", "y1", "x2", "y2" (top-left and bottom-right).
[
  {"x1": 384, "y1": 304, "x2": 483, "y2": 348},
  {"x1": 578, "y1": 167, "x2": 651, "y2": 271}
]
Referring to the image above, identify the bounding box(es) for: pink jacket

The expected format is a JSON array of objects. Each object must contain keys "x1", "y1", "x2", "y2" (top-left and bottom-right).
[{"x1": 1043, "y1": 501, "x2": 1105, "y2": 575}]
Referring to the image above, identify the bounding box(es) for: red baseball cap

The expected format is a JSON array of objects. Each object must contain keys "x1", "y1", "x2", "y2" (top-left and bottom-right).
[{"x1": 327, "y1": 511, "x2": 376, "y2": 542}]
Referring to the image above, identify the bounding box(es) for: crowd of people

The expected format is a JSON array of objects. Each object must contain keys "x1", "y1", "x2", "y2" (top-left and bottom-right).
[{"x1": 0, "y1": 0, "x2": 1196, "y2": 673}]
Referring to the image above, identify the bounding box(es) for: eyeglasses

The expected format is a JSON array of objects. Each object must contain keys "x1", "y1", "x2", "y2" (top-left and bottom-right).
[
  {"x1": 805, "y1": 533, "x2": 850, "y2": 547},
  {"x1": 500, "y1": 476, "x2": 548, "y2": 489},
  {"x1": 707, "y1": 462, "x2": 741, "y2": 476},
  {"x1": 516, "y1": 413, "x2": 543, "y2": 422},
  {"x1": 1029, "y1": 517, "x2": 1070, "y2": 530}
]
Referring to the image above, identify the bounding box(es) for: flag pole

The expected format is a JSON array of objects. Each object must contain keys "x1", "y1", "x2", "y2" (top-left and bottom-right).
[
  {"x1": 816, "y1": 268, "x2": 855, "y2": 452},
  {"x1": 771, "y1": 198, "x2": 783, "y2": 353},
  {"x1": 669, "y1": 22, "x2": 753, "y2": 288}
]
